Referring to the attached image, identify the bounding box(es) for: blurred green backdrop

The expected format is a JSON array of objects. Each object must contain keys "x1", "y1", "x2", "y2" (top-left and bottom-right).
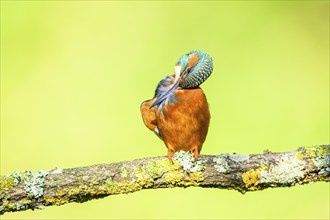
[{"x1": 1, "y1": 1, "x2": 329, "y2": 219}]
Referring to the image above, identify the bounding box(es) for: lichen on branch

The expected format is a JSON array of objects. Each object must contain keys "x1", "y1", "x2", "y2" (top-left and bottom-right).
[{"x1": 1, "y1": 145, "x2": 329, "y2": 215}]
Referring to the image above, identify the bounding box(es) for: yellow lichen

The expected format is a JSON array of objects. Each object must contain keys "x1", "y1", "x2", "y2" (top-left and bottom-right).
[
  {"x1": 146, "y1": 159, "x2": 181, "y2": 176},
  {"x1": 187, "y1": 171, "x2": 205, "y2": 184},
  {"x1": 310, "y1": 145, "x2": 330, "y2": 156},
  {"x1": 146, "y1": 161, "x2": 165, "y2": 177},
  {"x1": 134, "y1": 168, "x2": 154, "y2": 188},
  {"x1": 89, "y1": 180, "x2": 99, "y2": 187},
  {"x1": 242, "y1": 169, "x2": 261, "y2": 191},
  {"x1": 97, "y1": 159, "x2": 204, "y2": 194},
  {"x1": 165, "y1": 170, "x2": 185, "y2": 186},
  {"x1": 295, "y1": 151, "x2": 305, "y2": 160},
  {"x1": 44, "y1": 196, "x2": 69, "y2": 206},
  {"x1": 100, "y1": 173, "x2": 154, "y2": 195},
  {"x1": 296, "y1": 145, "x2": 330, "y2": 160},
  {"x1": 146, "y1": 158, "x2": 205, "y2": 187},
  {"x1": 0, "y1": 176, "x2": 15, "y2": 191},
  {"x1": 54, "y1": 190, "x2": 66, "y2": 197},
  {"x1": 67, "y1": 187, "x2": 82, "y2": 196},
  {"x1": 300, "y1": 174, "x2": 327, "y2": 184},
  {"x1": 98, "y1": 185, "x2": 107, "y2": 194},
  {"x1": 16, "y1": 198, "x2": 32, "y2": 210},
  {"x1": 105, "y1": 180, "x2": 143, "y2": 194},
  {"x1": 39, "y1": 157, "x2": 208, "y2": 206},
  {"x1": 120, "y1": 165, "x2": 129, "y2": 178},
  {"x1": 27, "y1": 193, "x2": 34, "y2": 200},
  {"x1": 19, "y1": 198, "x2": 32, "y2": 205},
  {"x1": 105, "y1": 177, "x2": 113, "y2": 186},
  {"x1": 2, "y1": 198, "x2": 17, "y2": 212}
]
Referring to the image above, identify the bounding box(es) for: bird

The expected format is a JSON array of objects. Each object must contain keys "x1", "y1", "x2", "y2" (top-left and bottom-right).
[{"x1": 140, "y1": 50, "x2": 213, "y2": 160}]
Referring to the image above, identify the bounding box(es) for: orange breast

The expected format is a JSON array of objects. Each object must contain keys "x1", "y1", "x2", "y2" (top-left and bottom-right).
[{"x1": 156, "y1": 88, "x2": 210, "y2": 158}]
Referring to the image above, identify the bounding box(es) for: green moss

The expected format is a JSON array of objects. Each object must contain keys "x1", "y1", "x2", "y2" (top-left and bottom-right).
[{"x1": 242, "y1": 169, "x2": 261, "y2": 191}]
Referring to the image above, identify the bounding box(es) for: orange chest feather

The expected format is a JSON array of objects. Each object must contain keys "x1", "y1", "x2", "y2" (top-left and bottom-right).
[
  {"x1": 155, "y1": 88, "x2": 210, "y2": 154},
  {"x1": 157, "y1": 88, "x2": 210, "y2": 127}
]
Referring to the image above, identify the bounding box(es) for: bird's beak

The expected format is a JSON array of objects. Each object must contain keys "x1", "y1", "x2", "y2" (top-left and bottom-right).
[
  {"x1": 149, "y1": 77, "x2": 181, "y2": 109},
  {"x1": 149, "y1": 66, "x2": 184, "y2": 109}
]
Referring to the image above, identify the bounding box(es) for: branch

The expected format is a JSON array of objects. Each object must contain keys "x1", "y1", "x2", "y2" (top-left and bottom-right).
[{"x1": 1, "y1": 145, "x2": 329, "y2": 215}]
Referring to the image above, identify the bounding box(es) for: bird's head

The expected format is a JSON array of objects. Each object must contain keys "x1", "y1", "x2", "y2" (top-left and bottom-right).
[
  {"x1": 174, "y1": 50, "x2": 213, "y2": 89},
  {"x1": 149, "y1": 50, "x2": 213, "y2": 109}
]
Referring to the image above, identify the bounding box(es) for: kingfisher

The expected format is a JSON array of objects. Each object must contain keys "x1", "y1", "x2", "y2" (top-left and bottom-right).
[{"x1": 140, "y1": 50, "x2": 213, "y2": 160}]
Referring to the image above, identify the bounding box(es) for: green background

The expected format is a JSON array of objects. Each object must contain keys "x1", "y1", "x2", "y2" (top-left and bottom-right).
[{"x1": 1, "y1": 1, "x2": 329, "y2": 219}]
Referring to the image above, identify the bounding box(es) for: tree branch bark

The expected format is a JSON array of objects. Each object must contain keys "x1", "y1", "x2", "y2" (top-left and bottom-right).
[{"x1": 1, "y1": 145, "x2": 329, "y2": 215}]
